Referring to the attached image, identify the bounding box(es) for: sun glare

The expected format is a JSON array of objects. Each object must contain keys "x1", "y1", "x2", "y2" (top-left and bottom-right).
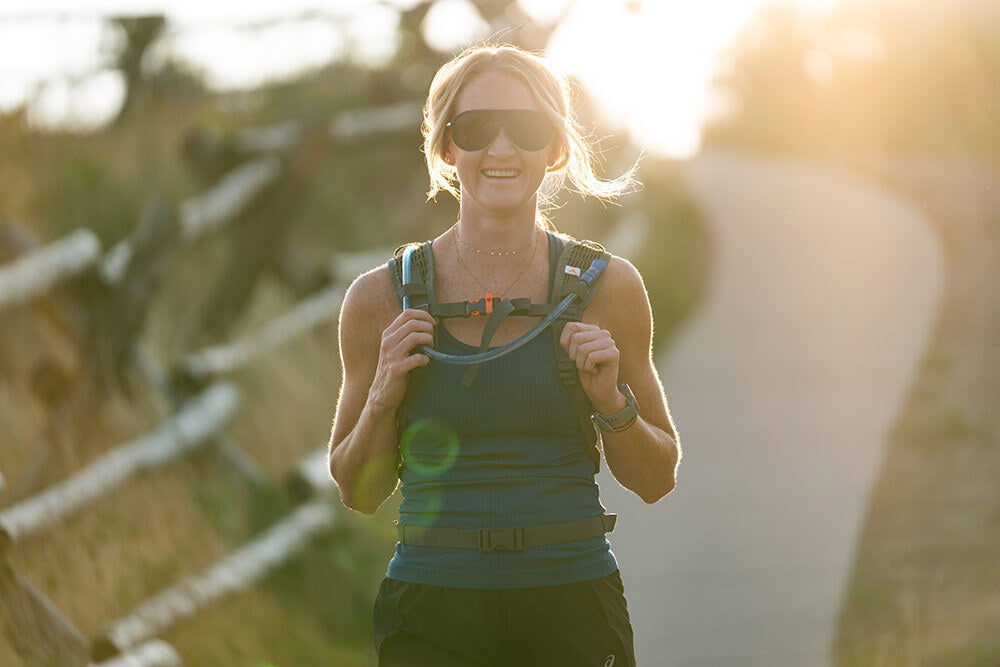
[
  {"x1": 0, "y1": 0, "x2": 843, "y2": 148},
  {"x1": 543, "y1": 0, "x2": 842, "y2": 158}
]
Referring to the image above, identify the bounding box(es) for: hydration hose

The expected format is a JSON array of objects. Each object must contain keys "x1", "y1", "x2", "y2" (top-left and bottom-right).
[{"x1": 401, "y1": 244, "x2": 607, "y2": 365}]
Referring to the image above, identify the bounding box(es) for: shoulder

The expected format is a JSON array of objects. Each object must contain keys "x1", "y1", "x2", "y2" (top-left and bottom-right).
[
  {"x1": 587, "y1": 251, "x2": 651, "y2": 330},
  {"x1": 553, "y1": 231, "x2": 648, "y2": 320},
  {"x1": 600, "y1": 252, "x2": 643, "y2": 290},
  {"x1": 591, "y1": 250, "x2": 647, "y2": 306},
  {"x1": 345, "y1": 263, "x2": 396, "y2": 307},
  {"x1": 339, "y1": 262, "x2": 399, "y2": 338}
]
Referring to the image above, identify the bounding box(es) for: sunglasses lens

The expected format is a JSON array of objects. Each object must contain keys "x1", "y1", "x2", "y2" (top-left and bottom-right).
[
  {"x1": 450, "y1": 112, "x2": 496, "y2": 151},
  {"x1": 507, "y1": 111, "x2": 553, "y2": 151},
  {"x1": 449, "y1": 110, "x2": 553, "y2": 151}
]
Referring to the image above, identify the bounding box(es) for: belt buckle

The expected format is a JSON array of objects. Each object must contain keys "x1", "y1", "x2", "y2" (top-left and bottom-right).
[{"x1": 478, "y1": 527, "x2": 526, "y2": 552}]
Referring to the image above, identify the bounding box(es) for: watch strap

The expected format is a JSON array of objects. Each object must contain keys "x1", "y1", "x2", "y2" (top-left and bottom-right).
[{"x1": 593, "y1": 382, "x2": 639, "y2": 433}]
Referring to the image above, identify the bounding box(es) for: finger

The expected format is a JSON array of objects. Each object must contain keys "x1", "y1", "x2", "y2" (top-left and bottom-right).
[
  {"x1": 405, "y1": 353, "x2": 431, "y2": 369},
  {"x1": 399, "y1": 309, "x2": 438, "y2": 331},
  {"x1": 576, "y1": 340, "x2": 610, "y2": 371},
  {"x1": 387, "y1": 317, "x2": 435, "y2": 347},
  {"x1": 574, "y1": 332, "x2": 607, "y2": 362},
  {"x1": 403, "y1": 307, "x2": 436, "y2": 321},
  {"x1": 392, "y1": 353, "x2": 429, "y2": 377},
  {"x1": 582, "y1": 347, "x2": 619, "y2": 372},
  {"x1": 398, "y1": 330, "x2": 434, "y2": 355},
  {"x1": 389, "y1": 314, "x2": 434, "y2": 337},
  {"x1": 560, "y1": 321, "x2": 593, "y2": 348},
  {"x1": 575, "y1": 339, "x2": 611, "y2": 366},
  {"x1": 562, "y1": 324, "x2": 600, "y2": 356}
]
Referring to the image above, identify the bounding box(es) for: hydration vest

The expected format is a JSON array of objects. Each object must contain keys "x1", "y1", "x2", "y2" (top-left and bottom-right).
[{"x1": 386, "y1": 232, "x2": 612, "y2": 475}]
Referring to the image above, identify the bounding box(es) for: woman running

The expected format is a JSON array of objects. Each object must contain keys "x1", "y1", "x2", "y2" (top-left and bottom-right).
[{"x1": 328, "y1": 43, "x2": 681, "y2": 666}]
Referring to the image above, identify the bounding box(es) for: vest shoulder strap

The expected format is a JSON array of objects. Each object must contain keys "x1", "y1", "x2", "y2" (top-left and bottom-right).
[
  {"x1": 550, "y1": 234, "x2": 610, "y2": 311},
  {"x1": 387, "y1": 240, "x2": 435, "y2": 312},
  {"x1": 549, "y1": 234, "x2": 612, "y2": 475},
  {"x1": 386, "y1": 240, "x2": 435, "y2": 478}
]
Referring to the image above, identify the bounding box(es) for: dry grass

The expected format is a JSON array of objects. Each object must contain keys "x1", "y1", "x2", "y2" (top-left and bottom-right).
[
  {"x1": 0, "y1": 86, "x2": 395, "y2": 665},
  {"x1": 835, "y1": 158, "x2": 1000, "y2": 666},
  {"x1": 0, "y1": 113, "x2": 40, "y2": 224},
  {"x1": 0, "y1": 304, "x2": 168, "y2": 498},
  {"x1": 162, "y1": 513, "x2": 395, "y2": 667},
  {"x1": 7, "y1": 451, "x2": 253, "y2": 638},
  {"x1": 1, "y1": 274, "x2": 355, "y2": 665}
]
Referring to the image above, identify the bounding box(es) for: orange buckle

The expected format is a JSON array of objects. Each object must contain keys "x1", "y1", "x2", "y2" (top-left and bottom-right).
[{"x1": 469, "y1": 292, "x2": 498, "y2": 317}]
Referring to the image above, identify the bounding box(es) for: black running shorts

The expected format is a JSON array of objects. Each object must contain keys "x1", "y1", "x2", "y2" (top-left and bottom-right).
[{"x1": 372, "y1": 569, "x2": 636, "y2": 666}]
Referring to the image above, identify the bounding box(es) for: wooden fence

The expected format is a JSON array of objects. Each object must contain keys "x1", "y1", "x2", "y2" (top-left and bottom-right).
[{"x1": 0, "y1": 101, "x2": 419, "y2": 666}]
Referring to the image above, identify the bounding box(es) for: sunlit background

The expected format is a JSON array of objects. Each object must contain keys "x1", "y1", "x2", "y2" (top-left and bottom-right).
[
  {"x1": 3, "y1": 0, "x2": 844, "y2": 157},
  {"x1": 2, "y1": 0, "x2": 998, "y2": 665}
]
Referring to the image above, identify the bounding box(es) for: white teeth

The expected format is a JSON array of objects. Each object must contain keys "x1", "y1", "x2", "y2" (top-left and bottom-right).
[{"x1": 482, "y1": 169, "x2": 519, "y2": 178}]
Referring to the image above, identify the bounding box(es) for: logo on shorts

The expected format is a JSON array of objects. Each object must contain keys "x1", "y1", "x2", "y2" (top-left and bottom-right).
[{"x1": 604, "y1": 655, "x2": 615, "y2": 667}]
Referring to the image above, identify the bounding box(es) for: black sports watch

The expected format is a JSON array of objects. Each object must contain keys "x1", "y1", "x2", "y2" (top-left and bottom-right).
[{"x1": 592, "y1": 382, "x2": 639, "y2": 433}]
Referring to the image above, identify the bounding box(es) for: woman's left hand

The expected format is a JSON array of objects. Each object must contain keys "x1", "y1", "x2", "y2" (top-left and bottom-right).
[{"x1": 559, "y1": 322, "x2": 623, "y2": 413}]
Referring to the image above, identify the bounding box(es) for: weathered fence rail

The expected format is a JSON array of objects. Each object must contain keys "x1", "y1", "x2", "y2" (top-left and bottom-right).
[
  {"x1": 234, "y1": 99, "x2": 422, "y2": 153},
  {"x1": 0, "y1": 382, "x2": 239, "y2": 551},
  {"x1": 179, "y1": 279, "x2": 346, "y2": 382},
  {"x1": 286, "y1": 445, "x2": 331, "y2": 501},
  {"x1": 329, "y1": 100, "x2": 421, "y2": 140},
  {"x1": 0, "y1": 228, "x2": 101, "y2": 311},
  {"x1": 99, "y1": 157, "x2": 282, "y2": 286},
  {"x1": 89, "y1": 639, "x2": 181, "y2": 667},
  {"x1": 92, "y1": 497, "x2": 336, "y2": 661}
]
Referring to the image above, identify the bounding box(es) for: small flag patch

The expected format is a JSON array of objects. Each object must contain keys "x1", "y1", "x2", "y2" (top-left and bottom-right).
[{"x1": 564, "y1": 265, "x2": 581, "y2": 277}]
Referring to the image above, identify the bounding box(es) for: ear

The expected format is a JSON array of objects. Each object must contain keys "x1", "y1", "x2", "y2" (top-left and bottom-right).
[{"x1": 443, "y1": 152, "x2": 454, "y2": 166}]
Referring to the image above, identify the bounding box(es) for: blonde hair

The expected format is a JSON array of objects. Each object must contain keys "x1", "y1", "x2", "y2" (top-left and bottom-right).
[{"x1": 422, "y1": 42, "x2": 639, "y2": 231}]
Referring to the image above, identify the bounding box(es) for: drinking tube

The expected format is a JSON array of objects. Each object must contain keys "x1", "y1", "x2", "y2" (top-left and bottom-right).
[{"x1": 401, "y1": 245, "x2": 606, "y2": 365}]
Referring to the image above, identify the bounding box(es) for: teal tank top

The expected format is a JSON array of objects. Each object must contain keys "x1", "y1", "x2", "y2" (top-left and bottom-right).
[{"x1": 385, "y1": 231, "x2": 619, "y2": 589}]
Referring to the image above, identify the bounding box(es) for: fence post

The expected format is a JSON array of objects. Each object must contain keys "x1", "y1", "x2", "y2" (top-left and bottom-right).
[
  {"x1": 0, "y1": 558, "x2": 90, "y2": 666},
  {"x1": 194, "y1": 120, "x2": 331, "y2": 343},
  {"x1": 88, "y1": 200, "x2": 181, "y2": 395}
]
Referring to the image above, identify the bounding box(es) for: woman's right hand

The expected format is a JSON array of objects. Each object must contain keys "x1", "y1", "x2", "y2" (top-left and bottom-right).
[{"x1": 368, "y1": 308, "x2": 436, "y2": 412}]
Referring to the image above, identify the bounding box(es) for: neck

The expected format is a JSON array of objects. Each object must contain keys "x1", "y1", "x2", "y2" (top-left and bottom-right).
[{"x1": 456, "y1": 203, "x2": 540, "y2": 255}]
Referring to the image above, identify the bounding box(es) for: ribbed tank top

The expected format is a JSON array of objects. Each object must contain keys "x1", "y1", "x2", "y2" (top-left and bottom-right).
[{"x1": 385, "y1": 231, "x2": 619, "y2": 589}]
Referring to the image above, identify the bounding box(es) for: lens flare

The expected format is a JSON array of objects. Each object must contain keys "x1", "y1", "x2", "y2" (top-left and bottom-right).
[{"x1": 399, "y1": 418, "x2": 461, "y2": 478}]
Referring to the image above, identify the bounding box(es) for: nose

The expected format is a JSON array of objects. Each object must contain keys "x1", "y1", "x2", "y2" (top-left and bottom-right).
[{"x1": 486, "y1": 124, "x2": 516, "y2": 156}]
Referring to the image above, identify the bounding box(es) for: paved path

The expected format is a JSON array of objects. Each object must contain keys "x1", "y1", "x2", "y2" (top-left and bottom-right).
[{"x1": 596, "y1": 150, "x2": 944, "y2": 666}]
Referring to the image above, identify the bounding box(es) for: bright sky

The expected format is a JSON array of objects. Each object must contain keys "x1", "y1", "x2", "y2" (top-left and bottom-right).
[{"x1": 0, "y1": 0, "x2": 841, "y2": 157}]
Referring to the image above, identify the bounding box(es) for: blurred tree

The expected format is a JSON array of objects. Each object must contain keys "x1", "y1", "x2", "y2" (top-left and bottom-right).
[
  {"x1": 705, "y1": 0, "x2": 1000, "y2": 161},
  {"x1": 110, "y1": 15, "x2": 167, "y2": 128}
]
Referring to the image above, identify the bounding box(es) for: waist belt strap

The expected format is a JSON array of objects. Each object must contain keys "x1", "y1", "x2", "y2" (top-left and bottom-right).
[{"x1": 393, "y1": 513, "x2": 617, "y2": 553}]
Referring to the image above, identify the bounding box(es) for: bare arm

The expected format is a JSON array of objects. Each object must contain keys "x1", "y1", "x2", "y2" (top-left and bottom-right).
[
  {"x1": 600, "y1": 256, "x2": 681, "y2": 502},
  {"x1": 561, "y1": 255, "x2": 681, "y2": 503},
  {"x1": 328, "y1": 267, "x2": 435, "y2": 514}
]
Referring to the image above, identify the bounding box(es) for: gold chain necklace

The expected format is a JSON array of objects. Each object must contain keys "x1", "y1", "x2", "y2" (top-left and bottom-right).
[
  {"x1": 455, "y1": 225, "x2": 534, "y2": 256},
  {"x1": 453, "y1": 226, "x2": 539, "y2": 299}
]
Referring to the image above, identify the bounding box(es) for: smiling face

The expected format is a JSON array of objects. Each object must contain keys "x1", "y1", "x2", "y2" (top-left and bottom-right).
[{"x1": 445, "y1": 69, "x2": 558, "y2": 221}]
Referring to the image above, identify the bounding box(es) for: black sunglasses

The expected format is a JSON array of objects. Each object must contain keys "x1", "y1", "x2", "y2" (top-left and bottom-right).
[{"x1": 446, "y1": 109, "x2": 554, "y2": 152}]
